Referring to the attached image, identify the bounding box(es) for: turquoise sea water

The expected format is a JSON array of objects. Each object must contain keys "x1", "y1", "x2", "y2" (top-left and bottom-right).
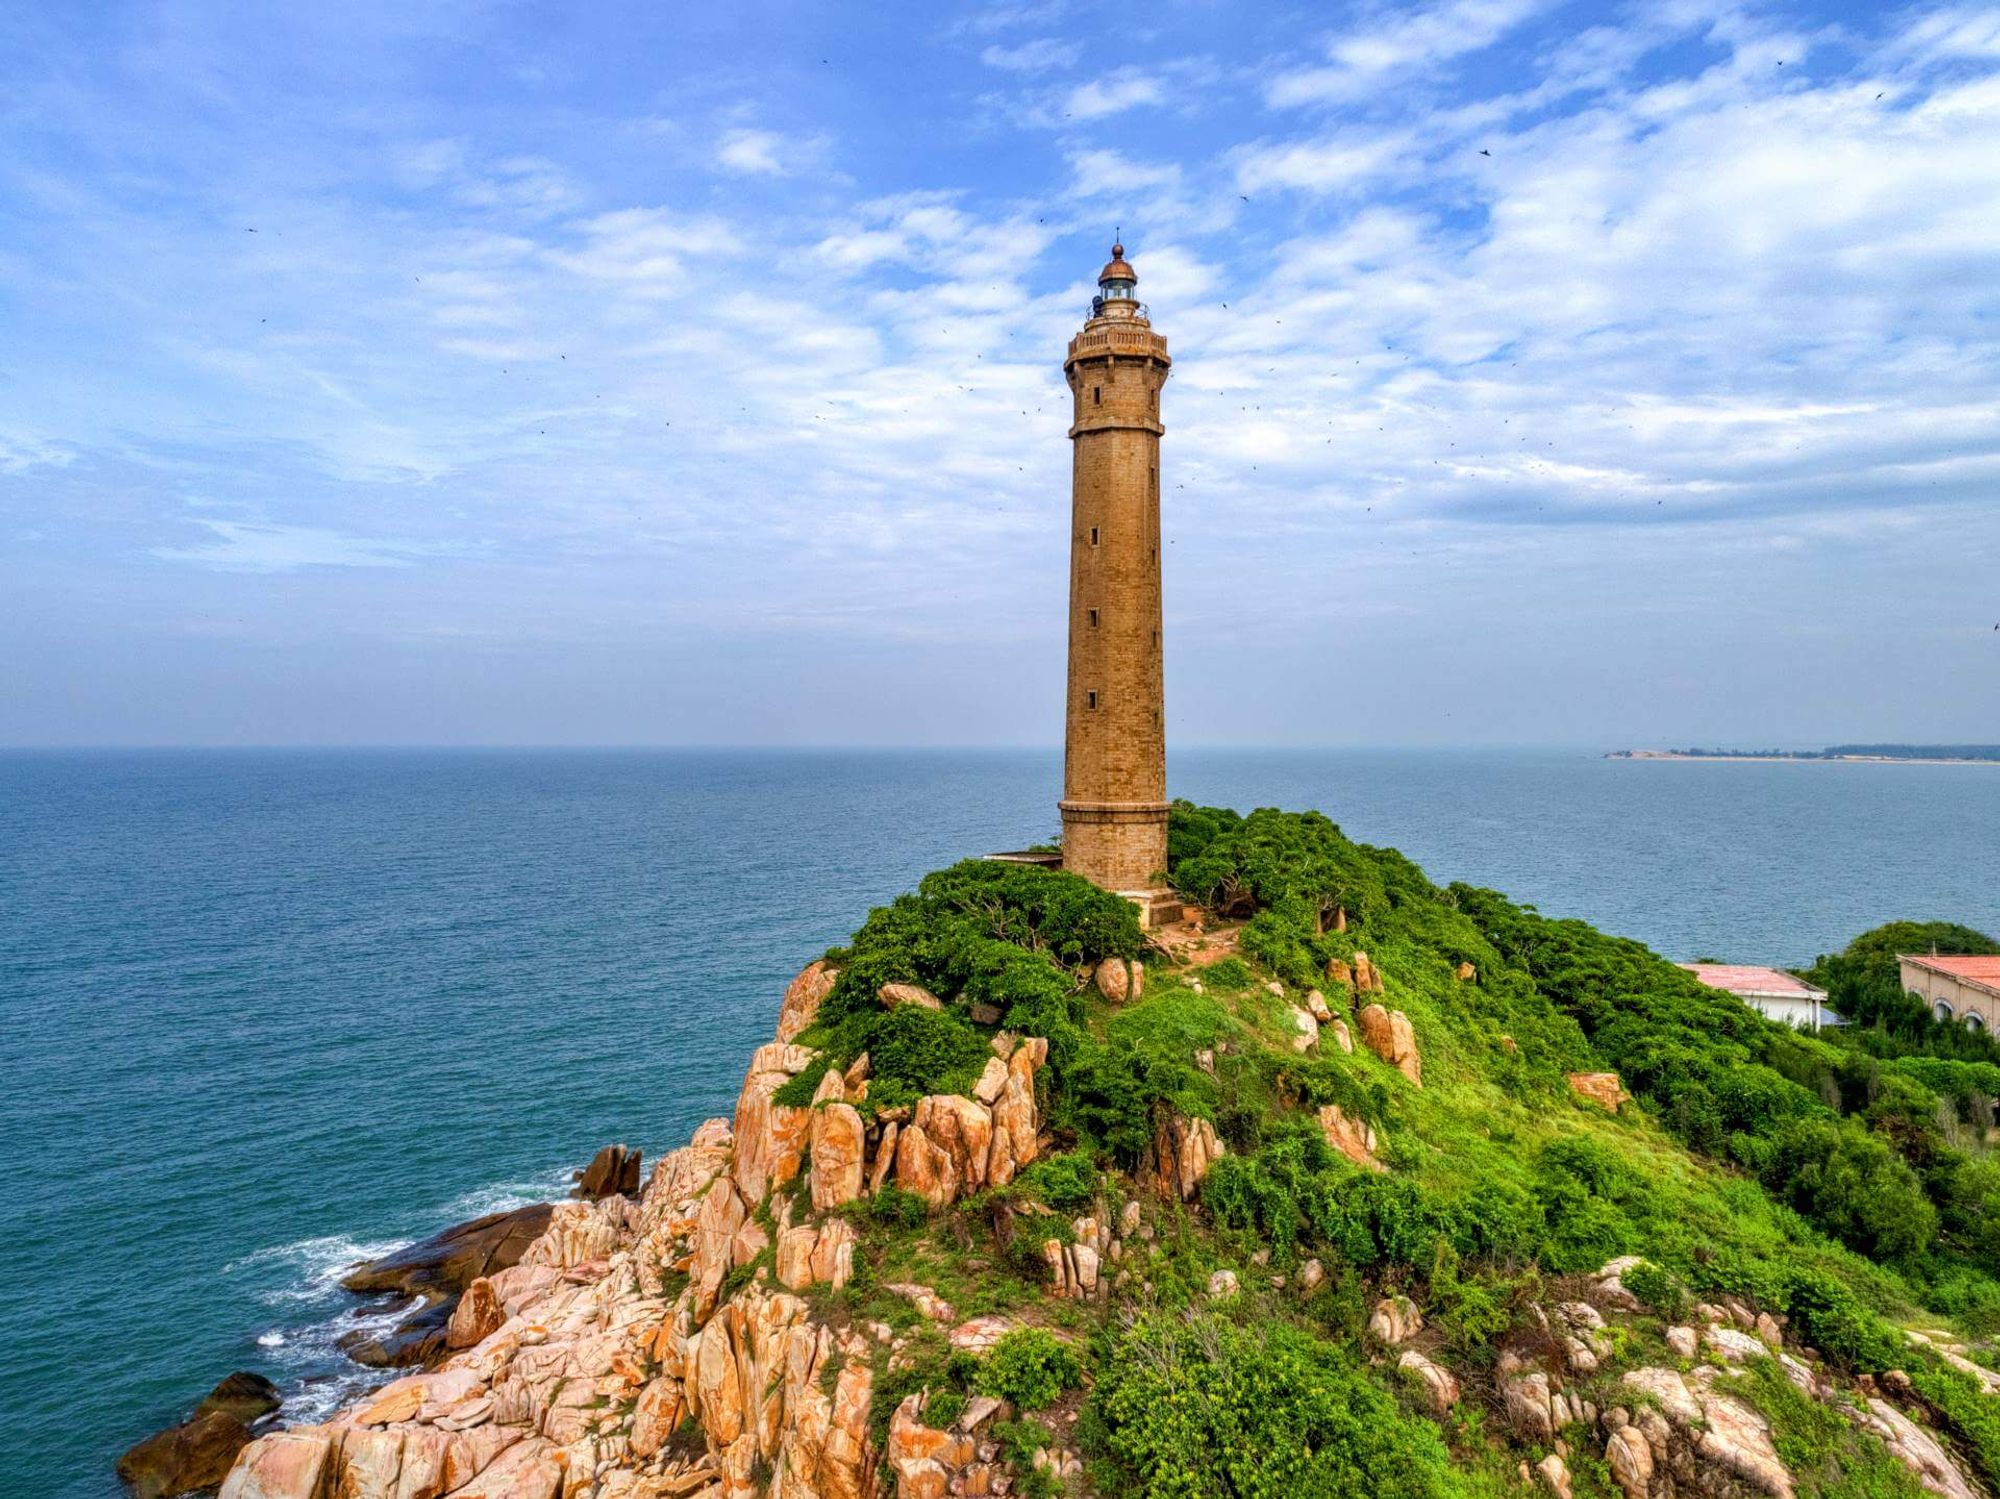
[{"x1": 5, "y1": 747, "x2": 1999, "y2": 1497}]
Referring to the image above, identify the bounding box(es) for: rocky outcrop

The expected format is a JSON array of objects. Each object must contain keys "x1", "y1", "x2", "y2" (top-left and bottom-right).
[
  {"x1": 893, "y1": 1036, "x2": 1046, "y2": 1206},
  {"x1": 340, "y1": 1204, "x2": 556, "y2": 1301},
  {"x1": 1353, "y1": 951, "x2": 1385, "y2": 994},
  {"x1": 1398, "y1": 1349, "x2": 1460, "y2": 1413},
  {"x1": 576, "y1": 1142, "x2": 643, "y2": 1200},
  {"x1": 730, "y1": 1041, "x2": 814, "y2": 1203},
  {"x1": 1357, "y1": 1004, "x2": 1422, "y2": 1086},
  {"x1": 125, "y1": 1414, "x2": 251, "y2": 1499},
  {"x1": 808, "y1": 1069, "x2": 868, "y2": 1211},
  {"x1": 1317, "y1": 1103, "x2": 1383, "y2": 1171},
  {"x1": 447, "y1": 1276, "x2": 506, "y2": 1349},
  {"x1": 1567, "y1": 1072, "x2": 1627, "y2": 1112},
  {"x1": 1147, "y1": 1111, "x2": 1225, "y2": 1200},
  {"x1": 1330, "y1": 1017, "x2": 1353, "y2": 1053},
  {"x1": 778, "y1": 958, "x2": 837, "y2": 1042},
  {"x1": 1289, "y1": 1004, "x2": 1320, "y2": 1053},
  {"x1": 878, "y1": 981, "x2": 942, "y2": 1010}
]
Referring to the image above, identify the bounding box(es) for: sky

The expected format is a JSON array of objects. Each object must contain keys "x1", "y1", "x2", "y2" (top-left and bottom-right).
[{"x1": 1, "y1": 0, "x2": 1996, "y2": 749}]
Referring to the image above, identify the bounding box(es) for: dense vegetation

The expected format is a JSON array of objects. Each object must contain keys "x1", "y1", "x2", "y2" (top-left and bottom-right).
[{"x1": 796, "y1": 803, "x2": 2000, "y2": 1499}]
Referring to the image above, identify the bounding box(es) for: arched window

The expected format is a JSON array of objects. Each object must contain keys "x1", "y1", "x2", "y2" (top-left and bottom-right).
[
  {"x1": 1936, "y1": 1000, "x2": 1955, "y2": 1022},
  {"x1": 1969, "y1": 1013, "x2": 1988, "y2": 1034}
]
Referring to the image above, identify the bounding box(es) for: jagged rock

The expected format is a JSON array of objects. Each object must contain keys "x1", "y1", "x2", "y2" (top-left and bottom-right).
[
  {"x1": 217, "y1": 1429, "x2": 334, "y2": 1499},
  {"x1": 1289, "y1": 1005, "x2": 1320, "y2": 1052},
  {"x1": 730, "y1": 1041, "x2": 814, "y2": 1202},
  {"x1": 340, "y1": 1204, "x2": 555, "y2": 1300},
  {"x1": 1606, "y1": 1424, "x2": 1654, "y2": 1499},
  {"x1": 577, "y1": 1143, "x2": 643, "y2": 1200},
  {"x1": 1504, "y1": 1371, "x2": 1556, "y2": 1441},
  {"x1": 1756, "y1": 1311, "x2": 1784, "y2": 1347},
  {"x1": 1298, "y1": 1258, "x2": 1325, "y2": 1291},
  {"x1": 1455, "y1": 961, "x2": 1477, "y2": 981},
  {"x1": 776, "y1": 1217, "x2": 858, "y2": 1290},
  {"x1": 973, "y1": 1055, "x2": 1009, "y2": 1104},
  {"x1": 1370, "y1": 1295, "x2": 1423, "y2": 1345},
  {"x1": 1862, "y1": 1398, "x2": 1981, "y2": 1499},
  {"x1": 1622, "y1": 1367, "x2": 1704, "y2": 1427},
  {"x1": 949, "y1": 1316, "x2": 1014, "y2": 1353},
  {"x1": 1148, "y1": 1112, "x2": 1225, "y2": 1200},
  {"x1": 447, "y1": 1275, "x2": 506, "y2": 1349},
  {"x1": 196, "y1": 1372, "x2": 281, "y2": 1425},
  {"x1": 1330, "y1": 1017, "x2": 1353, "y2": 1053},
  {"x1": 809, "y1": 1084, "x2": 867, "y2": 1211},
  {"x1": 1305, "y1": 988, "x2": 1333, "y2": 1021},
  {"x1": 1357, "y1": 1004, "x2": 1422, "y2": 1085},
  {"x1": 1353, "y1": 950, "x2": 1385, "y2": 993},
  {"x1": 988, "y1": 1037, "x2": 1045, "y2": 1188},
  {"x1": 888, "y1": 1393, "x2": 976, "y2": 1499},
  {"x1": 1327, "y1": 957, "x2": 1354, "y2": 989},
  {"x1": 1695, "y1": 1391, "x2": 1792, "y2": 1499},
  {"x1": 1666, "y1": 1324, "x2": 1698, "y2": 1358},
  {"x1": 1207, "y1": 1269, "x2": 1239, "y2": 1300},
  {"x1": 778, "y1": 958, "x2": 837, "y2": 1041},
  {"x1": 1566, "y1": 1072, "x2": 1626, "y2": 1112},
  {"x1": 868, "y1": 1120, "x2": 900, "y2": 1194},
  {"x1": 878, "y1": 982, "x2": 943, "y2": 1010},
  {"x1": 1536, "y1": 1453, "x2": 1573, "y2": 1499},
  {"x1": 1045, "y1": 1237, "x2": 1103, "y2": 1299},
  {"x1": 118, "y1": 1410, "x2": 254, "y2": 1499},
  {"x1": 520, "y1": 1195, "x2": 629, "y2": 1269},
  {"x1": 1317, "y1": 1104, "x2": 1383, "y2": 1171},
  {"x1": 1399, "y1": 1349, "x2": 1460, "y2": 1412},
  {"x1": 1095, "y1": 956, "x2": 1143, "y2": 1003}
]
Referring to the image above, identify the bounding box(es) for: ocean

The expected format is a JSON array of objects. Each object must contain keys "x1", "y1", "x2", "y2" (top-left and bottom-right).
[{"x1": 4, "y1": 747, "x2": 1997, "y2": 1497}]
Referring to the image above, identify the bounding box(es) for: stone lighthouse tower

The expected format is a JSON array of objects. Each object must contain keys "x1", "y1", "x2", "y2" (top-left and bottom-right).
[{"x1": 1059, "y1": 243, "x2": 1173, "y2": 907}]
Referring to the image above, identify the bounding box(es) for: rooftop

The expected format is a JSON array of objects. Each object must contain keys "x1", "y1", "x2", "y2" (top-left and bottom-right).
[
  {"x1": 1680, "y1": 963, "x2": 1827, "y2": 999},
  {"x1": 1901, "y1": 954, "x2": 2000, "y2": 995}
]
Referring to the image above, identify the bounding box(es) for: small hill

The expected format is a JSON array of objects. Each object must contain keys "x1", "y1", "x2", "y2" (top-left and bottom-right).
[{"x1": 205, "y1": 804, "x2": 2000, "y2": 1499}]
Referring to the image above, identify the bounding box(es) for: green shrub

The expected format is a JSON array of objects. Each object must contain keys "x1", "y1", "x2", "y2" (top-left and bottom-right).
[
  {"x1": 975, "y1": 1329, "x2": 1082, "y2": 1411},
  {"x1": 1016, "y1": 1151, "x2": 1101, "y2": 1213},
  {"x1": 1622, "y1": 1261, "x2": 1688, "y2": 1320},
  {"x1": 1090, "y1": 1314, "x2": 1460, "y2": 1499}
]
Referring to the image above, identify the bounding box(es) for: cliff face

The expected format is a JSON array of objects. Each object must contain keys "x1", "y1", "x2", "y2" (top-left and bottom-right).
[
  {"x1": 197, "y1": 815, "x2": 2000, "y2": 1499},
  {"x1": 217, "y1": 962, "x2": 1054, "y2": 1499}
]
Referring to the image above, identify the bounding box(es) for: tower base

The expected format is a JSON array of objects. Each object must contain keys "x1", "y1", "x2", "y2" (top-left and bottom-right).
[{"x1": 1059, "y1": 799, "x2": 1169, "y2": 897}]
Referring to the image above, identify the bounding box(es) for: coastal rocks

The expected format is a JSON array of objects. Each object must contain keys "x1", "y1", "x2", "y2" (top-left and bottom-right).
[
  {"x1": 1566, "y1": 1072, "x2": 1627, "y2": 1113},
  {"x1": 878, "y1": 982, "x2": 943, "y2": 1011},
  {"x1": 217, "y1": 1430, "x2": 334, "y2": 1499},
  {"x1": 117, "y1": 1409, "x2": 255, "y2": 1499},
  {"x1": 447, "y1": 1276, "x2": 506, "y2": 1349},
  {"x1": 1289, "y1": 1004, "x2": 1320, "y2": 1052},
  {"x1": 892, "y1": 1037, "x2": 1045, "y2": 1206},
  {"x1": 887, "y1": 1394, "x2": 977, "y2": 1499},
  {"x1": 775, "y1": 1216, "x2": 858, "y2": 1291},
  {"x1": 1358, "y1": 1004, "x2": 1422, "y2": 1086},
  {"x1": 1536, "y1": 1453, "x2": 1574, "y2": 1499},
  {"x1": 730, "y1": 1041, "x2": 814, "y2": 1203},
  {"x1": 808, "y1": 1071, "x2": 867, "y2": 1210},
  {"x1": 778, "y1": 958, "x2": 837, "y2": 1042},
  {"x1": 197, "y1": 1372, "x2": 281, "y2": 1425},
  {"x1": 1317, "y1": 1104, "x2": 1384, "y2": 1171},
  {"x1": 1095, "y1": 955, "x2": 1143, "y2": 1003},
  {"x1": 340, "y1": 1203, "x2": 555, "y2": 1301},
  {"x1": 1353, "y1": 951, "x2": 1386, "y2": 994},
  {"x1": 1399, "y1": 1349, "x2": 1461, "y2": 1413},
  {"x1": 1148, "y1": 1111, "x2": 1225, "y2": 1200},
  {"x1": 576, "y1": 1143, "x2": 643, "y2": 1200}
]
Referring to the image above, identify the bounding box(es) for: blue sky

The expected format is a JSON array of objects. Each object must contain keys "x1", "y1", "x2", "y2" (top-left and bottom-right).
[{"x1": 2, "y1": 0, "x2": 1996, "y2": 747}]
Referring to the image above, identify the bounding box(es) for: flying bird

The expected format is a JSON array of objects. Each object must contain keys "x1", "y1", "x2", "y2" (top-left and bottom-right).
[{"x1": 1480, "y1": 148, "x2": 1491, "y2": 157}]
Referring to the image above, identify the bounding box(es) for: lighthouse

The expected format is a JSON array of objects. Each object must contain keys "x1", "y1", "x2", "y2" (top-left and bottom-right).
[{"x1": 1059, "y1": 243, "x2": 1174, "y2": 913}]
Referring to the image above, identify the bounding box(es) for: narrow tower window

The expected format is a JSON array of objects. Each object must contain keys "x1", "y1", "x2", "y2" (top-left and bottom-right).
[
  {"x1": 1088, "y1": 608, "x2": 1099, "y2": 627},
  {"x1": 1093, "y1": 386, "x2": 1101, "y2": 405},
  {"x1": 1086, "y1": 690, "x2": 1099, "y2": 710},
  {"x1": 1090, "y1": 526, "x2": 1100, "y2": 546}
]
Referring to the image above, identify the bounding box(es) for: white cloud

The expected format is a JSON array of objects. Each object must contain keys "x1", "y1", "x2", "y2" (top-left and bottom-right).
[
  {"x1": 716, "y1": 128, "x2": 789, "y2": 176},
  {"x1": 1064, "y1": 68, "x2": 1165, "y2": 121},
  {"x1": 980, "y1": 38, "x2": 1079, "y2": 72},
  {"x1": 152, "y1": 520, "x2": 432, "y2": 573},
  {"x1": 1268, "y1": 0, "x2": 1546, "y2": 106}
]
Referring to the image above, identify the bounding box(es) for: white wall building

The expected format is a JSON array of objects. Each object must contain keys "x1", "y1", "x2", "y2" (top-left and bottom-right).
[{"x1": 1680, "y1": 963, "x2": 1833, "y2": 1030}]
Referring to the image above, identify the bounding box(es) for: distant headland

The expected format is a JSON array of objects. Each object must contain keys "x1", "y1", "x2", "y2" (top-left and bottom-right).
[{"x1": 1607, "y1": 744, "x2": 2000, "y2": 763}]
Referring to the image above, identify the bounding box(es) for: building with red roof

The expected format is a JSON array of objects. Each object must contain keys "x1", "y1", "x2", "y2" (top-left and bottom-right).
[
  {"x1": 1680, "y1": 962, "x2": 1832, "y2": 1030},
  {"x1": 1900, "y1": 954, "x2": 2000, "y2": 1033}
]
